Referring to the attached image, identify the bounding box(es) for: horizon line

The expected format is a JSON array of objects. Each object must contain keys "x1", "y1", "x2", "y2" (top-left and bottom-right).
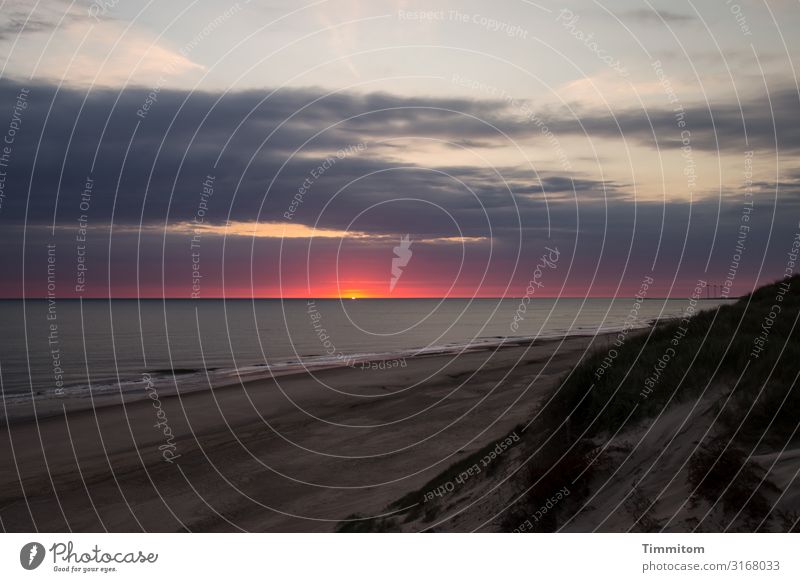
[{"x1": 0, "y1": 296, "x2": 738, "y2": 301}]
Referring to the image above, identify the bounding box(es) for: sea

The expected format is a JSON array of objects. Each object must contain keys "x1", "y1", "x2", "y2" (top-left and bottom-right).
[{"x1": 0, "y1": 297, "x2": 732, "y2": 414}]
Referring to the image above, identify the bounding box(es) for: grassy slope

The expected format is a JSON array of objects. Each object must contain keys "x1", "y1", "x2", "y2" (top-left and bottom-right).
[{"x1": 554, "y1": 275, "x2": 800, "y2": 448}]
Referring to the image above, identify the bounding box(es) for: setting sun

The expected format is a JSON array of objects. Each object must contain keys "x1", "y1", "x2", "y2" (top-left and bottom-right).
[{"x1": 340, "y1": 290, "x2": 368, "y2": 300}]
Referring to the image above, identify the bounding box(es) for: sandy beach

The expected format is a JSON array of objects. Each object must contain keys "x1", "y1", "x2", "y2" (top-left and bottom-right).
[{"x1": 0, "y1": 333, "x2": 608, "y2": 532}]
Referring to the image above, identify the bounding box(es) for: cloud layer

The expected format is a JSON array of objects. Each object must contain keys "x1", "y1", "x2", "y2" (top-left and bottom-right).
[{"x1": 0, "y1": 78, "x2": 797, "y2": 297}]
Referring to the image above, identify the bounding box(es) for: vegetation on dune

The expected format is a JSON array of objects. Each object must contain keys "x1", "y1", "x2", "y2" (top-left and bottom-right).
[
  {"x1": 335, "y1": 424, "x2": 524, "y2": 532},
  {"x1": 505, "y1": 274, "x2": 800, "y2": 531},
  {"x1": 552, "y1": 275, "x2": 800, "y2": 446}
]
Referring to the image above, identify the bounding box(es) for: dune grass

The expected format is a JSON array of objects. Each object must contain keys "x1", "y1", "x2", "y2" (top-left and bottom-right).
[
  {"x1": 504, "y1": 275, "x2": 800, "y2": 530},
  {"x1": 551, "y1": 275, "x2": 800, "y2": 448}
]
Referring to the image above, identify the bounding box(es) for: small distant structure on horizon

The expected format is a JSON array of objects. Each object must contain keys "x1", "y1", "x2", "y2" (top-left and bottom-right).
[{"x1": 705, "y1": 282, "x2": 727, "y2": 299}]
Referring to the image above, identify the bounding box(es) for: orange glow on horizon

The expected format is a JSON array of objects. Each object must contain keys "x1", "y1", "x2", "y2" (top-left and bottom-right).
[{"x1": 340, "y1": 289, "x2": 370, "y2": 300}]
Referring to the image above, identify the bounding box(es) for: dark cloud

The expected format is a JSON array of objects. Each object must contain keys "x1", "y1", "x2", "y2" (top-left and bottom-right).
[
  {"x1": 0, "y1": 78, "x2": 798, "y2": 297},
  {"x1": 0, "y1": 77, "x2": 622, "y2": 236},
  {"x1": 281, "y1": 82, "x2": 800, "y2": 158},
  {"x1": 0, "y1": 0, "x2": 87, "y2": 40},
  {"x1": 551, "y1": 87, "x2": 800, "y2": 153},
  {"x1": 0, "y1": 77, "x2": 796, "y2": 240}
]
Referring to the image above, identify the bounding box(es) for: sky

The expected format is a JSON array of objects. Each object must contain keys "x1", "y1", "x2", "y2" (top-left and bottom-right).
[{"x1": 0, "y1": 0, "x2": 798, "y2": 298}]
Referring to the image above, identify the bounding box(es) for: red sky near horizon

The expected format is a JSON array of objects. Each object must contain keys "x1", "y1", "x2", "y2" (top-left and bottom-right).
[{"x1": 3, "y1": 231, "x2": 765, "y2": 300}]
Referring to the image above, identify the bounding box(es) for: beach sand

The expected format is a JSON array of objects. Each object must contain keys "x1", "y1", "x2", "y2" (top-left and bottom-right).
[{"x1": 0, "y1": 333, "x2": 608, "y2": 532}]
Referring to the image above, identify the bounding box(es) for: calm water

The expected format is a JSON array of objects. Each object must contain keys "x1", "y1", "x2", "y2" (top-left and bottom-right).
[{"x1": 0, "y1": 297, "x2": 731, "y2": 406}]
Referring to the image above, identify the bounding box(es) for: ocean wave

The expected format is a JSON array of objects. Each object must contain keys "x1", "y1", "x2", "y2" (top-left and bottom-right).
[{"x1": 0, "y1": 319, "x2": 665, "y2": 413}]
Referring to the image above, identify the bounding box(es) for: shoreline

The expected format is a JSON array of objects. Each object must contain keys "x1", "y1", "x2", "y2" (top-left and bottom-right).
[
  {"x1": 1, "y1": 329, "x2": 633, "y2": 426},
  {"x1": 0, "y1": 330, "x2": 618, "y2": 532}
]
